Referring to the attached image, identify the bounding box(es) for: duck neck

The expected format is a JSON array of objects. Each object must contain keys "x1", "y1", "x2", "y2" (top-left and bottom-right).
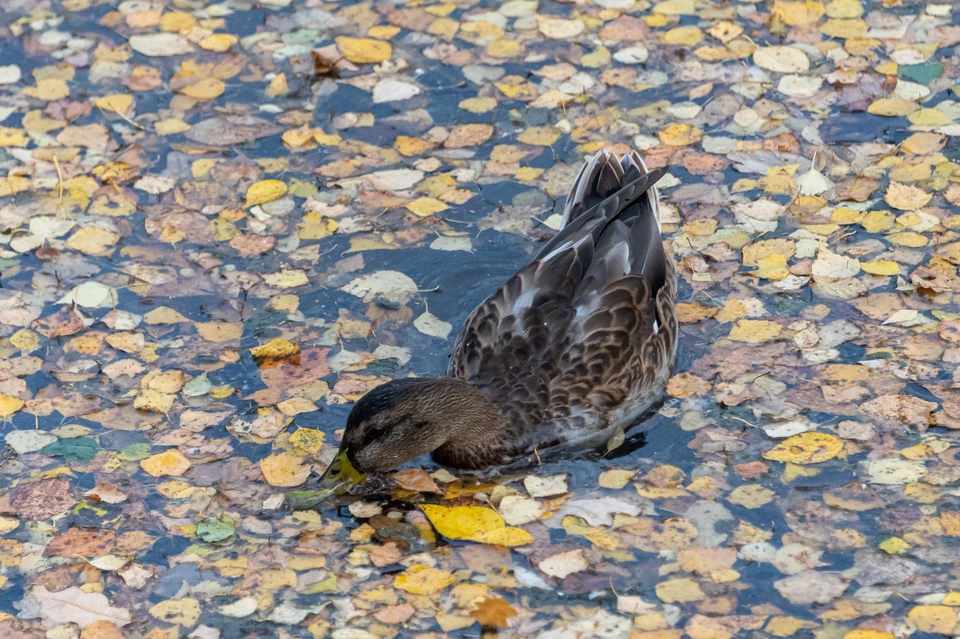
[{"x1": 423, "y1": 378, "x2": 503, "y2": 466}]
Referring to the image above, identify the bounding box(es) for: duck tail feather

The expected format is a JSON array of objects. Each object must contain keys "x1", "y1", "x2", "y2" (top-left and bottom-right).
[
  {"x1": 537, "y1": 151, "x2": 665, "y2": 263},
  {"x1": 560, "y1": 149, "x2": 625, "y2": 228}
]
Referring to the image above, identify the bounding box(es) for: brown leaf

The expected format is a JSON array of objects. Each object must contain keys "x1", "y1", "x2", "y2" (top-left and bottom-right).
[
  {"x1": 44, "y1": 527, "x2": 116, "y2": 558},
  {"x1": 392, "y1": 469, "x2": 443, "y2": 493},
  {"x1": 470, "y1": 597, "x2": 517, "y2": 628},
  {"x1": 444, "y1": 124, "x2": 494, "y2": 149},
  {"x1": 12, "y1": 479, "x2": 78, "y2": 521},
  {"x1": 33, "y1": 307, "x2": 88, "y2": 338},
  {"x1": 374, "y1": 603, "x2": 416, "y2": 624},
  {"x1": 184, "y1": 116, "x2": 283, "y2": 146}
]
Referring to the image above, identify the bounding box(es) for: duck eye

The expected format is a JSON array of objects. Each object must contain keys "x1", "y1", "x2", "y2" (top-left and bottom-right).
[{"x1": 365, "y1": 421, "x2": 390, "y2": 439}]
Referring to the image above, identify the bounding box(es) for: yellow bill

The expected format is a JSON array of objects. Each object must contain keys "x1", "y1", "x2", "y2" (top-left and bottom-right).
[{"x1": 315, "y1": 448, "x2": 366, "y2": 501}]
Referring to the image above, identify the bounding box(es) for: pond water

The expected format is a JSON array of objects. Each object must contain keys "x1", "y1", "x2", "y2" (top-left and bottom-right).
[{"x1": 0, "y1": 0, "x2": 957, "y2": 637}]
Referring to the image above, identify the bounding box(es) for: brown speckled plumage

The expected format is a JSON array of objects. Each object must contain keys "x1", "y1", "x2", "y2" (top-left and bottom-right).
[{"x1": 340, "y1": 150, "x2": 677, "y2": 474}]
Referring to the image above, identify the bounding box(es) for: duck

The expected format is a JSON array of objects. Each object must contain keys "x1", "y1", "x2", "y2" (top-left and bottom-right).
[{"x1": 317, "y1": 149, "x2": 677, "y2": 496}]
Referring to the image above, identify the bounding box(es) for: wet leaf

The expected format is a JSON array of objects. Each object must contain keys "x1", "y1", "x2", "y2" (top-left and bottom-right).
[
  {"x1": 763, "y1": 432, "x2": 843, "y2": 465},
  {"x1": 470, "y1": 597, "x2": 517, "y2": 628},
  {"x1": 394, "y1": 565, "x2": 456, "y2": 595},
  {"x1": 140, "y1": 450, "x2": 192, "y2": 477},
  {"x1": 260, "y1": 453, "x2": 311, "y2": 487}
]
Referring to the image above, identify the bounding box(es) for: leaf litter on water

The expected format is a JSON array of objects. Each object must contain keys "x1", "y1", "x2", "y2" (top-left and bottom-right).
[{"x1": 0, "y1": 0, "x2": 957, "y2": 635}]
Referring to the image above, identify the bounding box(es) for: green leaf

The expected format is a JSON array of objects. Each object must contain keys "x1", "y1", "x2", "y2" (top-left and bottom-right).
[
  {"x1": 899, "y1": 62, "x2": 942, "y2": 85},
  {"x1": 197, "y1": 515, "x2": 235, "y2": 543},
  {"x1": 42, "y1": 438, "x2": 99, "y2": 462},
  {"x1": 118, "y1": 442, "x2": 151, "y2": 461}
]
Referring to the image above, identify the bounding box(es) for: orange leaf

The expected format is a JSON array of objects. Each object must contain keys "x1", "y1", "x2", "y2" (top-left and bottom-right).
[{"x1": 470, "y1": 597, "x2": 517, "y2": 629}]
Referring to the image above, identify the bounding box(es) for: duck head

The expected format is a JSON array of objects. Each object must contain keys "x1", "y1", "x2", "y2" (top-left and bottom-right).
[{"x1": 316, "y1": 377, "x2": 500, "y2": 495}]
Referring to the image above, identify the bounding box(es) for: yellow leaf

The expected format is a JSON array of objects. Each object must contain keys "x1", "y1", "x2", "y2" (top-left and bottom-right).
[
  {"x1": 867, "y1": 97, "x2": 919, "y2": 116},
  {"x1": 94, "y1": 94, "x2": 134, "y2": 113},
  {"x1": 753, "y1": 254, "x2": 790, "y2": 280},
  {"x1": 368, "y1": 25, "x2": 401, "y2": 39},
  {"x1": 10, "y1": 329, "x2": 40, "y2": 353},
  {"x1": 0, "y1": 176, "x2": 31, "y2": 195},
  {"x1": 281, "y1": 124, "x2": 314, "y2": 148},
  {"x1": 902, "y1": 132, "x2": 945, "y2": 155},
  {"x1": 314, "y1": 132, "x2": 341, "y2": 146},
  {"x1": 879, "y1": 536, "x2": 910, "y2": 554},
  {"x1": 517, "y1": 127, "x2": 561, "y2": 146},
  {"x1": 885, "y1": 181, "x2": 931, "y2": 211},
  {"x1": 260, "y1": 453, "x2": 310, "y2": 487},
  {"x1": 486, "y1": 39, "x2": 522, "y2": 58},
  {"x1": 251, "y1": 338, "x2": 299, "y2": 360},
  {"x1": 843, "y1": 632, "x2": 893, "y2": 639},
  {"x1": 728, "y1": 484, "x2": 776, "y2": 508},
  {"x1": 655, "y1": 577, "x2": 705, "y2": 603},
  {"x1": 459, "y1": 97, "x2": 498, "y2": 114},
  {"x1": 134, "y1": 390, "x2": 175, "y2": 413},
  {"x1": 420, "y1": 505, "x2": 504, "y2": 539},
  {"x1": 728, "y1": 319, "x2": 782, "y2": 343},
  {"x1": 663, "y1": 27, "x2": 702, "y2": 46},
  {"x1": 263, "y1": 270, "x2": 309, "y2": 288},
  {"x1": 0, "y1": 127, "x2": 28, "y2": 147},
  {"x1": 144, "y1": 306, "x2": 190, "y2": 324},
  {"x1": 24, "y1": 78, "x2": 70, "y2": 101},
  {"x1": 908, "y1": 108, "x2": 951, "y2": 127},
  {"x1": 155, "y1": 118, "x2": 190, "y2": 135},
  {"x1": 266, "y1": 73, "x2": 288, "y2": 98},
  {"x1": 822, "y1": 17, "x2": 867, "y2": 38},
  {"x1": 160, "y1": 12, "x2": 197, "y2": 31},
  {"x1": 887, "y1": 232, "x2": 928, "y2": 247},
  {"x1": 149, "y1": 598, "x2": 201, "y2": 627},
  {"x1": 335, "y1": 36, "x2": 392, "y2": 64},
  {"x1": 288, "y1": 428, "x2": 325, "y2": 455},
  {"x1": 762, "y1": 432, "x2": 843, "y2": 465},
  {"x1": 180, "y1": 77, "x2": 225, "y2": 100},
  {"x1": 469, "y1": 527, "x2": 534, "y2": 547},
  {"x1": 826, "y1": 0, "x2": 863, "y2": 18},
  {"x1": 394, "y1": 564, "x2": 456, "y2": 595},
  {"x1": 0, "y1": 394, "x2": 24, "y2": 417},
  {"x1": 406, "y1": 197, "x2": 449, "y2": 217},
  {"x1": 773, "y1": 0, "x2": 825, "y2": 25},
  {"x1": 861, "y1": 209, "x2": 895, "y2": 233},
  {"x1": 861, "y1": 260, "x2": 900, "y2": 276},
  {"x1": 394, "y1": 135, "x2": 434, "y2": 156},
  {"x1": 599, "y1": 469, "x2": 636, "y2": 489},
  {"x1": 515, "y1": 167, "x2": 543, "y2": 180},
  {"x1": 653, "y1": 0, "x2": 696, "y2": 14},
  {"x1": 196, "y1": 322, "x2": 243, "y2": 343},
  {"x1": 298, "y1": 211, "x2": 338, "y2": 240},
  {"x1": 907, "y1": 606, "x2": 957, "y2": 635},
  {"x1": 245, "y1": 180, "x2": 287, "y2": 207},
  {"x1": 199, "y1": 33, "x2": 237, "y2": 52},
  {"x1": 832, "y1": 207, "x2": 864, "y2": 224},
  {"x1": 666, "y1": 372, "x2": 711, "y2": 398},
  {"x1": 659, "y1": 123, "x2": 702, "y2": 146},
  {"x1": 140, "y1": 450, "x2": 192, "y2": 477},
  {"x1": 275, "y1": 397, "x2": 314, "y2": 415},
  {"x1": 766, "y1": 617, "x2": 817, "y2": 637}
]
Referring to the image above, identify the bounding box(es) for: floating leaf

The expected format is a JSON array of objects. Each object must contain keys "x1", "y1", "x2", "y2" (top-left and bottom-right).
[
  {"x1": 140, "y1": 450, "x2": 192, "y2": 477},
  {"x1": 335, "y1": 37, "x2": 392, "y2": 64},
  {"x1": 394, "y1": 565, "x2": 456, "y2": 595},
  {"x1": 260, "y1": 453, "x2": 311, "y2": 487},
  {"x1": 763, "y1": 432, "x2": 843, "y2": 465},
  {"x1": 245, "y1": 180, "x2": 287, "y2": 207},
  {"x1": 196, "y1": 515, "x2": 235, "y2": 543}
]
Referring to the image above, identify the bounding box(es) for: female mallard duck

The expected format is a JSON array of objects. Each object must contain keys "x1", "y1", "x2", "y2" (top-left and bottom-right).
[{"x1": 319, "y1": 149, "x2": 677, "y2": 494}]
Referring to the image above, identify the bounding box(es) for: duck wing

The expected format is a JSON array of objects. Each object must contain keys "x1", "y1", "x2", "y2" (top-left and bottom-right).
[{"x1": 447, "y1": 150, "x2": 676, "y2": 458}]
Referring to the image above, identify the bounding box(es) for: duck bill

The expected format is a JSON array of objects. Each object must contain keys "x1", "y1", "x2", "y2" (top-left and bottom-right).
[{"x1": 316, "y1": 448, "x2": 366, "y2": 499}]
